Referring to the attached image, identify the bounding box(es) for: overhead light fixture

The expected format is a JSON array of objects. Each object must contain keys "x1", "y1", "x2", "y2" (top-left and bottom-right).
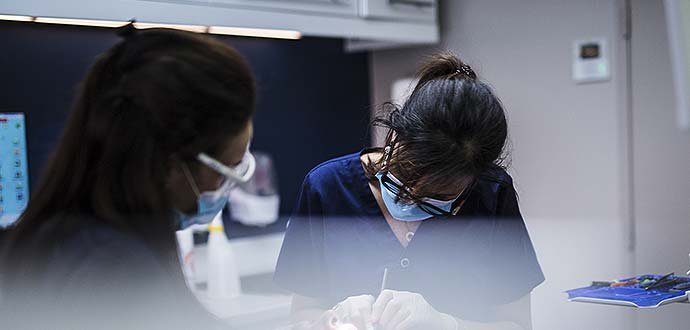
[
  {"x1": 0, "y1": 14, "x2": 33, "y2": 22},
  {"x1": 34, "y1": 17, "x2": 127, "y2": 28},
  {"x1": 208, "y1": 26, "x2": 301, "y2": 40},
  {"x1": 0, "y1": 13, "x2": 301, "y2": 40}
]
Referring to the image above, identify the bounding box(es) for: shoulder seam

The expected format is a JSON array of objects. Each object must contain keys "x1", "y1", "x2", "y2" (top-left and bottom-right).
[{"x1": 304, "y1": 152, "x2": 359, "y2": 179}]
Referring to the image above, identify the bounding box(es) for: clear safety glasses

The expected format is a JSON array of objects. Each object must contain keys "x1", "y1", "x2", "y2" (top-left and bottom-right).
[{"x1": 197, "y1": 151, "x2": 256, "y2": 187}]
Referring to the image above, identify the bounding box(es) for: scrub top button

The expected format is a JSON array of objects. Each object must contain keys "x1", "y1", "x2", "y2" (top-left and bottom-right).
[
  {"x1": 405, "y1": 232, "x2": 414, "y2": 242},
  {"x1": 400, "y1": 257, "x2": 410, "y2": 268}
]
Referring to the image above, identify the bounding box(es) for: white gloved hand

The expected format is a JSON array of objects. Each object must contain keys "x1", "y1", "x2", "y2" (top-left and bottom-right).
[
  {"x1": 331, "y1": 294, "x2": 376, "y2": 330},
  {"x1": 372, "y1": 290, "x2": 458, "y2": 330}
]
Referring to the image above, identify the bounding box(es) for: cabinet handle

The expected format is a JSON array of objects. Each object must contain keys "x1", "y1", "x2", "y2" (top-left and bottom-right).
[{"x1": 389, "y1": 0, "x2": 434, "y2": 8}]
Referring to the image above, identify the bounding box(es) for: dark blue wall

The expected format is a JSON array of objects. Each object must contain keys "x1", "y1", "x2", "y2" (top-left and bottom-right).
[{"x1": 0, "y1": 21, "x2": 372, "y2": 236}]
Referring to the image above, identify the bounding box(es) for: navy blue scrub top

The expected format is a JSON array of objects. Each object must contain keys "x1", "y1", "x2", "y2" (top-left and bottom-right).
[{"x1": 274, "y1": 150, "x2": 544, "y2": 321}]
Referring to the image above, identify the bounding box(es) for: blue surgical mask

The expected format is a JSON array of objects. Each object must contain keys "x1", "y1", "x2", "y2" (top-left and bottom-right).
[
  {"x1": 375, "y1": 172, "x2": 457, "y2": 222},
  {"x1": 177, "y1": 178, "x2": 234, "y2": 230},
  {"x1": 177, "y1": 150, "x2": 256, "y2": 230}
]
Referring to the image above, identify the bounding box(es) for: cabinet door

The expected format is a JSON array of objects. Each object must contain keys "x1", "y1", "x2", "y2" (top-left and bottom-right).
[
  {"x1": 359, "y1": 0, "x2": 436, "y2": 22},
  {"x1": 179, "y1": 0, "x2": 358, "y2": 16}
]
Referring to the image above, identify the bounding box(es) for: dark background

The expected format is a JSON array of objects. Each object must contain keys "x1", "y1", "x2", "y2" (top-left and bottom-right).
[{"x1": 0, "y1": 21, "x2": 372, "y2": 237}]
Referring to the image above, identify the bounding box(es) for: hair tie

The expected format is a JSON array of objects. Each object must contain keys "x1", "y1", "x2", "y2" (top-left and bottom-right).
[{"x1": 457, "y1": 64, "x2": 476, "y2": 80}]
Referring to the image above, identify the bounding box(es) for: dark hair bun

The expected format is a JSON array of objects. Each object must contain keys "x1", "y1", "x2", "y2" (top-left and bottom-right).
[{"x1": 416, "y1": 52, "x2": 476, "y2": 86}]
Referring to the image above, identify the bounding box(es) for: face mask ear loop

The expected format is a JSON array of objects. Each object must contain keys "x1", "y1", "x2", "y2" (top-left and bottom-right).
[
  {"x1": 382, "y1": 145, "x2": 392, "y2": 171},
  {"x1": 181, "y1": 163, "x2": 201, "y2": 198}
]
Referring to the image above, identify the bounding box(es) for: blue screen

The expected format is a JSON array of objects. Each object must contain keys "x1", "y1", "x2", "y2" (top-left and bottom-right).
[{"x1": 0, "y1": 113, "x2": 29, "y2": 228}]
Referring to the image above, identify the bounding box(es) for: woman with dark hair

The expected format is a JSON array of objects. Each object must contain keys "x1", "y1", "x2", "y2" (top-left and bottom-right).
[
  {"x1": 275, "y1": 53, "x2": 544, "y2": 329},
  {"x1": 1, "y1": 25, "x2": 256, "y2": 329}
]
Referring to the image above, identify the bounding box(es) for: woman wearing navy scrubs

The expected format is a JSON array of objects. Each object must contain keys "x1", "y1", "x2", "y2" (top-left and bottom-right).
[{"x1": 275, "y1": 53, "x2": 544, "y2": 330}]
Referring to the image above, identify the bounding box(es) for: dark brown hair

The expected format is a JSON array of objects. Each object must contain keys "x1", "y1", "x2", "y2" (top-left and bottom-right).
[
  {"x1": 2, "y1": 26, "x2": 255, "y2": 271},
  {"x1": 364, "y1": 52, "x2": 508, "y2": 203}
]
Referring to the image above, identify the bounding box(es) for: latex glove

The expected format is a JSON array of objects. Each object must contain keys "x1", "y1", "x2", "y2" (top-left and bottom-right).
[
  {"x1": 331, "y1": 294, "x2": 376, "y2": 330},
  {"x1": 372, "y1": 290, "x2": 458, "y2": 330}
]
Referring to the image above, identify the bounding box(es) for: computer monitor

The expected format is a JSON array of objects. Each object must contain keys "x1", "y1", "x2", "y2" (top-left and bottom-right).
[{"x1": 0, "y1": 113, "x2": 29, "y2": 228}]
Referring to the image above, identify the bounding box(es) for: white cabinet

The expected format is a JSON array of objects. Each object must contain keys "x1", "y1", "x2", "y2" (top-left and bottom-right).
[
  {"x1": 359, "y1": 0, "x2": 436, "y2": 22},
  {"x1": 176, "y1": 0, "x2": 358, "y2": 16},
  {"x1": 0, "y1": 0, "x2": 439, "y2": 47}
]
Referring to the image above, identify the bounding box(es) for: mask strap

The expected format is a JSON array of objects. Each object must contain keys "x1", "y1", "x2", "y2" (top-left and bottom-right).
[
  {"x1": 381, "y1": 130, "x2": 399, "y2": 171},
  {"x1": 181, "y1": 163, "x2": 201, "y2": 197},
  {"x1": 382, "y1": 145, "x2": 392, "y2": 170}
]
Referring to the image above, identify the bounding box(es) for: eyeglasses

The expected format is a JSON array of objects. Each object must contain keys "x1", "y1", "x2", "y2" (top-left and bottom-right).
[
  {"x1": 379, "y1": 145, "x2": 476, "y2": 217},
  {"x1": 378, "y1": 172, "x2": 445, "y2": 216},
  {"x1": 197, "y1": 151, "x2": 256, "y2": 186}
]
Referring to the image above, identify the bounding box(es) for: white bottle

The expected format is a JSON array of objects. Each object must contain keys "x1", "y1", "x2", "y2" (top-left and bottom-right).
[
  {"x1": 206, "y1": 212, "x2": 241, "y2": 300},
  {"x1": 176, "y1": 228, "x2": 196, "y2": 288}
]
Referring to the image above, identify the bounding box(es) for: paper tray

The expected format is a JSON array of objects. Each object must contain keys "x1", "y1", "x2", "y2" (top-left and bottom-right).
[
  {"x1": 568, "y1": 292, "x2": 688, "y2": 308},
  {"x1": 566, "y1": 275, "x2": 690, "y2": 308}
]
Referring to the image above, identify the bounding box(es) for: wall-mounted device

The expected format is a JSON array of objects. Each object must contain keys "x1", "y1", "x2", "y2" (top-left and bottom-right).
[
  {"x1": 0, "y1": 112, "x2": 29, "y2": 228},
  {"x1": 572, "y1": 38, "x2": 610, "y2": 84}
]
